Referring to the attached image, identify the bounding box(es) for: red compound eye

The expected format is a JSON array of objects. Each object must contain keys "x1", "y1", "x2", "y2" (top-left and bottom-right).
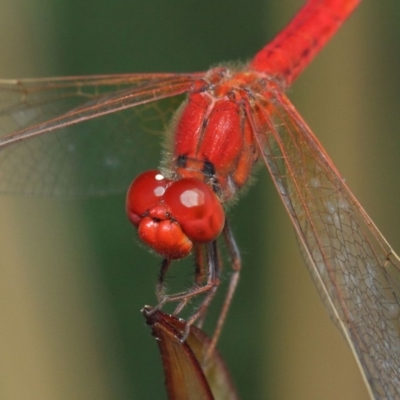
[
  {"x1": 164, "y1": 178, "x2": 225, "y2": 243},
  {"x1": 126, "y1": 171, "x2": 224, "y2": 259},
  {"x1": 126, "y1": 170, "x2": 170, "y2": 226}
]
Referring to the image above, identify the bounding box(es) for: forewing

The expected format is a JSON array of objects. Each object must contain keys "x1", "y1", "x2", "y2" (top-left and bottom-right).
[
  {"x1": 249, "y1": 88, "x2": 400, "y2": 399},
  {"x1": 0, "y1": 74, "x2": 200, "y2": 196}
]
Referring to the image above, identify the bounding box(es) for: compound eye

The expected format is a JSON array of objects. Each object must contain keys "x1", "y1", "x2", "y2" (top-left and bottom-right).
[
  {"x1": 164, "y1": 178, "x2": 225, "y2": 243},
  {"x1": 126, "y1": 170, "x2": 169, "y2": 225}
]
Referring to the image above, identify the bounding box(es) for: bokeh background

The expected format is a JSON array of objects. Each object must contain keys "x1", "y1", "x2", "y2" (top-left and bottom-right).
[{"x1": 0, "y1": 0, "x2": 399, "y2": 399}]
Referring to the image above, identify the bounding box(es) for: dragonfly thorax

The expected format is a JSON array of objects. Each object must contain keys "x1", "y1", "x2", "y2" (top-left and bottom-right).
[{"x1": 165, "y1": 68, "x2": 266, "y2": 203}]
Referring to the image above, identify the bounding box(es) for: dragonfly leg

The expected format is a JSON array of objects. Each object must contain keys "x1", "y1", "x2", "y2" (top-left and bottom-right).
[
  {"x1": 153, "y1": 241, "x2": 220, "y2": 320},
  {"x1": 152, "y1": 241, "x2": 220, "y2": 342},
  {"x1": 180, "y1": 240, "x2": 220, "y2": 341},
  {"x1": 156, "y1": 258, "x2": 172, "y2": 304},
  {"x1": 158, "y1": 241, "x2": 219, "y2": 304},
  {"x1": 173, "y1": 244, "x2": 207, "y2": 316},
  {"x1": 206, "y1": 219, "x2": 241, "y2": 359},
  {"x1": 152, "y1": 220, "x2": 240, "y2": 355}
]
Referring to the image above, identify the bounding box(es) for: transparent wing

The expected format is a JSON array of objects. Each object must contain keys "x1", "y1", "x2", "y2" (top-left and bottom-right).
[
  {"x1": 248, "y1": 87, "x2": 400, "y2": 399},
  {"x1": 0, "y1": 73, "x2": 201, "y2": 196}
]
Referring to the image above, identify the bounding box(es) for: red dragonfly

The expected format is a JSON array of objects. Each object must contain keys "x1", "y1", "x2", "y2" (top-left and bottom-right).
[{"x1": 0, "y1": 1, "x2": 399, "y2": 398}]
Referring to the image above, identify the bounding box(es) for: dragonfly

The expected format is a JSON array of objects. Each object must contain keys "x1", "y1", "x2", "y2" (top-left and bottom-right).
[{"x1": 0, "y1": 0, "x2": 399, "y2": 398}]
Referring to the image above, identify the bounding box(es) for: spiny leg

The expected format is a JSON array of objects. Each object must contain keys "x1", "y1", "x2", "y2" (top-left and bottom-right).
[
  {"x1": 155, "y1": 241, "x2": 220, "y2": 316},
  {"x1": 152, "y1": 252, "x2": 204, "y2": 315},
  {"x1": 154, "y1": 220, "x2": 240, "y2": 352},
  {"x1": 152, "y1": 239, "x2": 221, "y2": 343},
  {"x1": 145, "y1": 258, "x2": 172, "y2": 317},
  {"x1": 207, "y1": 219, "x2": 241, "y2": 358},
  {"x1": 156, "y1": 258, "x2": 172, "y2": 305},
  {"x1": 183, "y1": 240, "x2": 221, "y2": 340},
  {"x1": 194, "y1": 243, "x2": 207, "y2": 285},
  {"x1": 173, "y1": 244, "x2": 207, "y2": 315},
  {"x1": 195, "y1": 243, "x2": 223, "y2": 329}
]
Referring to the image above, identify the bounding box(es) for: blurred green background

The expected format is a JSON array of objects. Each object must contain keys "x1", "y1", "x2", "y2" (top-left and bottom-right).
[{"x1": 0, "y1": 0, "x2": 399, "y2": 399}]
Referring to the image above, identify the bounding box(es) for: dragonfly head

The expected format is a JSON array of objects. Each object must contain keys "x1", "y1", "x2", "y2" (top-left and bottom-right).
[{"x1": 126, "y1": 170, "x2": 225, "y2": 259}]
